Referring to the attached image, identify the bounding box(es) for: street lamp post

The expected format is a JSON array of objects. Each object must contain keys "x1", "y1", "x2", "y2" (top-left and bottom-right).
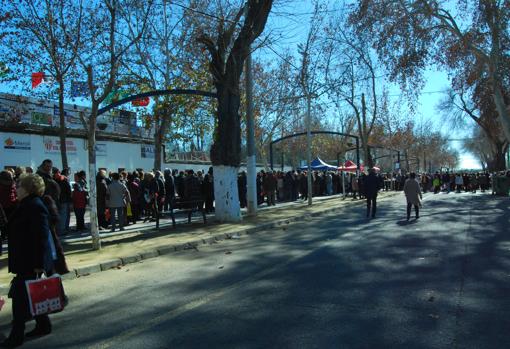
[
  {"x1": 245, "y1": 36, "x2": 257, "y2": 216},
  {"x1": 306, "y1": 93, "x2": 312, "y2": 206}
]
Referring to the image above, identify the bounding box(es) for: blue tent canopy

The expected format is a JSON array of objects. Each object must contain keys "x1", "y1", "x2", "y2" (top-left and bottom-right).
[{"x1": 299, "y1": 157, "x2": 338, "y2": 171}]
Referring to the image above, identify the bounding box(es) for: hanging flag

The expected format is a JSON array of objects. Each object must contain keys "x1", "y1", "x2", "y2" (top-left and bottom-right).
[
  {"x1": 132, "y1": 96, "x2": 150, "y2": 107},
  {"x1": 71, "y1": 80, "x2": 89, "y2": 97},
  {"x1": 32, "y1": 72, "x2": 45, "y2": 89}
]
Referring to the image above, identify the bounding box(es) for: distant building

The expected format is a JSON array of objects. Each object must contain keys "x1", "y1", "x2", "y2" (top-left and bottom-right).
[{"x1": 0, "y1": 92, "x2": 161, "y2": 173}]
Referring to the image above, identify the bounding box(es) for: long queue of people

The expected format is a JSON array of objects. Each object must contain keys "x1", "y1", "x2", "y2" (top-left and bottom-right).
[{"x1": 3, "y1": 162, "x2": 509, "y2": 238}]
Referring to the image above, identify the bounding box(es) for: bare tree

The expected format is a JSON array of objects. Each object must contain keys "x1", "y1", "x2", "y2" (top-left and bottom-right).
[
  {"x1": 351, "y1": 0, "x2": 510, "y2": 143},
  {"x1": 438, "y1": 83, "x2": 508, "y2": 171},
  {"x1": 325, "y1": 24, "x2": 385, "y2": 168},
  {"x1": 197, "y1": 0, "x2": 273, "y2": 222},
  {"x1": 77, "y1": 0, "x2": 153, "y2": 250},
  {"x1": 0, "y1": 0, "x2": 83, "y2": 169},
  {"x1": 122, "y1": 0, "x2": 213, "y2": 170}
]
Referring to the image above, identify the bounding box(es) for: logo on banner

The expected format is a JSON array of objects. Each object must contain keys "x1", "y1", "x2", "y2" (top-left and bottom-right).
[{"x1": 4, "y1": 137, "x2": 31, "y2": 150}]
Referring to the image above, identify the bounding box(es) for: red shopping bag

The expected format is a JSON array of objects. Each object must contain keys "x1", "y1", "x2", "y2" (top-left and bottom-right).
[{"x1": 25, "y1": 275, "x2": 65, "y2": 316}]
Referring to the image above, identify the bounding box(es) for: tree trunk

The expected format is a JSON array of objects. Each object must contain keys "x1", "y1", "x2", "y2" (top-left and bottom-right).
[
  {"x1": 154, "y1": 117, "x2": 162, "y2": 171},
  {"x1": 88, "y1": 108, "x2": 101, "y2": 250},
  {"x1": 360, "y1": 93, "x2": 374, "y2": 169},
  {"x1": 153, "y1": 109, "x2": 170, "y2": 171},
  {"x1": 213, "y1": 165, "x2": 241, "y2": 222},
  {"x1": 492, "y1": 88, "x2": 510, "y2": 143},
  {"x1": 211, "y1": 87, "x2": 242, "y2": 166},
  {"x1": 210, "y1": 86, "x2": 242, "y2": 222},
  {"x1": 487, "y1": 142, "x2": 508, "y2": 172},
  {"x1": 58, "y1": 79, "x2": 68, "y2": 169}
]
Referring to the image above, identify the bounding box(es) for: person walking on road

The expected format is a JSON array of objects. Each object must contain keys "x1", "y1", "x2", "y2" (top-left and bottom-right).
[
  {"x1": 2, "y1": 174, "x2": 58, "y2": 348},
  {"x1": 403, "y1": 172, "x2": 423, "y2": 221},
  {"x1": 364, "y1": 168, "x2": 380, "y2": 219}
]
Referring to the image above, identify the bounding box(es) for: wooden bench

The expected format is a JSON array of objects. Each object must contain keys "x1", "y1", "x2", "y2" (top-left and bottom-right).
[{"x1": 165, "y1": 198, "x2": 207, "y2": 227}]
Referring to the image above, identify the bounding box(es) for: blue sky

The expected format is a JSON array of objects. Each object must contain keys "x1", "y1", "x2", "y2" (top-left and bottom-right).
[{"x1": 262, "y1": 0, "x2": 480, "y2": 169}]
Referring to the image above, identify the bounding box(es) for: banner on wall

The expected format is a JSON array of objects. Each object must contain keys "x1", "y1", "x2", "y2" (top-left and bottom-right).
[
  {"x1": 31, "y1": 111, "x2": 52, "y2": 126},
  {"x1": 43, "y1": 137, "x2": 78, "y2": 154},
  {"x1": 96, "y1": 143, "x2": 107, "y2": 156},
  {"x1": 141, "y1": 144, "x2": 155, "y2": 159},
  {"x1": 3, "y1": 134, "x2": 31, "y2": 151}
]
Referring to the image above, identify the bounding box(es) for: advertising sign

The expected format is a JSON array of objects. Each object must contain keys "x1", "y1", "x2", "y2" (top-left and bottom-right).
[
  {"x1": 3, "y1": 134, "x2": 31, "y2": 151},
  {"x1": 31, "y1": 111, "x2": 52, "y2": 126},
  {"x1": 43, "y1": 137, "x2": 78, "y2": 154},
  {"x1": 141, "y1": 144, "x2": 155, "y2": 159}
]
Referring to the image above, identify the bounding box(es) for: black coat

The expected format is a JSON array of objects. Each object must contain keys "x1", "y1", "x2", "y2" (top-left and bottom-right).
[
  {"x1": 36, "y1": 170, "x2": 61, "y2": 204},
  {"x1": 7, "y1": 195, "x2": 49, "y2": 275},
  {"x1": 96, "y1": 177, "x2": 108, "y2": 212},
  {"x1": 363, "y1": 173, "x2": 380, "y2": 198}
]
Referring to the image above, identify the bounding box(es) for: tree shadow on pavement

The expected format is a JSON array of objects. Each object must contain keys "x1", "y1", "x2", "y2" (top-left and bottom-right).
[{"x1": 20, "y1": 193, "x2": 510, "y2": 349}]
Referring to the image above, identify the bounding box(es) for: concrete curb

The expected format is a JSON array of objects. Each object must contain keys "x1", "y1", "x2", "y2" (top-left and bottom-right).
[{"x1": 0, "y1": 193, "x2": 400, "y2": 295}]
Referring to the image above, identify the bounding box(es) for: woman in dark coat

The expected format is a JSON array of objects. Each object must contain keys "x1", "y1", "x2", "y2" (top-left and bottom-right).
[{"x1": 2, "y1": 174, "x2": 66, "y2": 347}]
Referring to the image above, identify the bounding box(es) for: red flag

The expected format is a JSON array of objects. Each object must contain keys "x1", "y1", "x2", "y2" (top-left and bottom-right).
[
  {"x1": 132, "y1": 97, "x2": 150, "y2": 107},
  {"x1": 32, "y1": 72, "x2": 44, "y2": 89}
]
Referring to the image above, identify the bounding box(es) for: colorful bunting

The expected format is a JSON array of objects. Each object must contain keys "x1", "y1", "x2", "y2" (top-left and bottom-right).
[
  {"x1": 32, "y1": 72, "x2": 44, "y2": 89},
  {"x1": 132, "y1": 96, "x2": 150, "y2": 107},
  {"x1": 70, "y1": 80, "x2": 90, "y2": 97}
]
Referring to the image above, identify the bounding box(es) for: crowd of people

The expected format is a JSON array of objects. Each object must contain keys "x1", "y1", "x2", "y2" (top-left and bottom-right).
[{"x1": 2, "y1": 162, "x2": 509, "y2": 237}]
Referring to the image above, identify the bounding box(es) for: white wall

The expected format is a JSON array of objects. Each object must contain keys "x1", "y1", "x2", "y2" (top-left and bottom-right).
[
  {"x1": 1, "y1": 132, "x2": 155, "y2": 177},
  {"x1": 1, "y1": 131, "x2": 288, "y2": 177}
]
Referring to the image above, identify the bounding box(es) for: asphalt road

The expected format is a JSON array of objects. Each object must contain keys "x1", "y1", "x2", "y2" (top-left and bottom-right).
[{"x1": 1, "y1": 191, "x2": 509, "y2": 349}]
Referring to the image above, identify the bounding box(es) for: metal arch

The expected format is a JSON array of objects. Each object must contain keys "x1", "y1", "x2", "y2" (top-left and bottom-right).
[
  {"x1": 367, "y1": 144, "x2": 401, "y2": 164},
  {"x1": 97, "y1": 89, "x2": 217, "y2": 116},
  {"x1": 269, "y1": 131, "x2": 360, "y2": 171}
]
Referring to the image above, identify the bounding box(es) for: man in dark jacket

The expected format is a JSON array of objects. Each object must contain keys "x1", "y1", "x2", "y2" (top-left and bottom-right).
[
  {"x1": 152, "y1": 171, "x2": 166, "y2": 213},
  {"x1": 36, "y1": 159, "x2": 60, "y2": 204},
  {"x1": 163, "y1": 169, "x2": 175, "y2": 212},
  {"x1": 96, "y1": 170, "x2": 109, "y2": 229},
  {"x1": 53, "y1": 167, "x2": 72, "y2": 235},
  {"x1": 363, "y1": 168, "x2": 380, "y2": 218},
  {"x1": 203, "y1": 167, "x2": 215, "y2": 212},
  {"x1": 175, "y1": 171, "x2": 186, "y2": 199},
  {"x1": 184, "y1": 170, "x2": 203, "y2": 209},
  {"x1": 262, "y1": 171, "x2": 277, "y2": 206},
  {"x1": 237, "y1": 171, "x2": 246, "y2": 209}
]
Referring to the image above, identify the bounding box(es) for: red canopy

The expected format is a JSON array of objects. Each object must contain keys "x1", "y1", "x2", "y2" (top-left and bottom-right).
[{"x1": 338, "y1": 160, "x2": 363, "y2": 172}]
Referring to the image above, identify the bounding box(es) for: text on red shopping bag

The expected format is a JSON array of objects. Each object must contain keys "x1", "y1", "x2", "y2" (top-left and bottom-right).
[{"x1": 25, "y1": 276, "x2": 65, "y2": 316}]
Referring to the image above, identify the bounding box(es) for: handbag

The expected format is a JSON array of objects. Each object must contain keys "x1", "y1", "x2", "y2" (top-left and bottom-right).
[{"x1": 25, "y1": 275, "x2": 66, "y2": 316}]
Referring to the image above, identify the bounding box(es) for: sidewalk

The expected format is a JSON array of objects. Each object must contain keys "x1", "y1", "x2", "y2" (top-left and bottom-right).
[{"x1": 0, "y1": 192, "x2": 400, "y2": 294}]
